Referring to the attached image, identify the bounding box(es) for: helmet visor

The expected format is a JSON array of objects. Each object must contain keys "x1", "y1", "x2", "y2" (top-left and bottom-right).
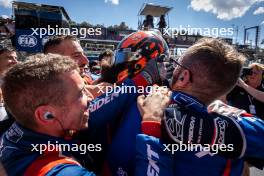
[{"x1": 111, "y1": 48, "x2": 141, "y2": 66}]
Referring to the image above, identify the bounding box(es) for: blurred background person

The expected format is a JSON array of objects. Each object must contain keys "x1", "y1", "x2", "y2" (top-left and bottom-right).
[
  {"x1": 0, "y1": 47, "x2": 17, "y2": 133},
  {"x1": 0, "y1": 47, "x2": 17, "y2": 80},
  {"x1": 93, "y1": 49, "x2": 120, "y2": 84},
  {"x1": 98, "y1": 49, "x2": 114, "y2": 68},
  {"x1": 43, "y1": 35, "x2": 93, "y2": 85},
  {"x1": 89, "y1": 60, "x2": 101, "y2": 81},
  {"x1": 237, "y1": 78, "x2": 264, "y2": 103},
  {"x1": 227, "y1": 63, "x2": 264, "y2": 119}
]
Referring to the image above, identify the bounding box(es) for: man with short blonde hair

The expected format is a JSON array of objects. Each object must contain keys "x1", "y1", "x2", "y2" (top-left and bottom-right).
[
  {"x1": 0, "y1": 53, "x2": 96, "y2": 175},
  {"x1": 171, "y1": 38, "x2": 245, "y2": 104},
  {"x1": 136, "y1": 38, "x2": 264, "y2": 176}
]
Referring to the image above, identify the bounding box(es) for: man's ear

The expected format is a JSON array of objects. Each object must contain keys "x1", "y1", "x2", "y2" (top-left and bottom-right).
[
  {"x1": 175, "y1": 70, "x2": 191, "y2": 88},
  {"x1": 34, "y1": 105, "x2": 56, "y2": 124}
]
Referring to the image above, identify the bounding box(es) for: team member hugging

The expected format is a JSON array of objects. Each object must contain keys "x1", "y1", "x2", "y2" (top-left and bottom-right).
[{"x1": 0, "y1": 54, "x2": 97, "y2": 176}]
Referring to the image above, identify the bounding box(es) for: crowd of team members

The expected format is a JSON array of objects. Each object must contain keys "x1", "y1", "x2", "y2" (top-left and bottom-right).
[{"x1": 0, "y1": 30, "x2": 263, "y2": 176}]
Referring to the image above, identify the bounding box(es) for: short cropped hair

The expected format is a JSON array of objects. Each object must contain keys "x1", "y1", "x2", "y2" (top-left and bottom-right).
[
  {"x1": 2, "y1": 53, "x2": 79, "y2": 128},
  {"x1": 43, "y1": 35, "x2": 78, "y2": 54},
  {"x1": 180, "y1": 38, "x2": 245, "y2": 102}
]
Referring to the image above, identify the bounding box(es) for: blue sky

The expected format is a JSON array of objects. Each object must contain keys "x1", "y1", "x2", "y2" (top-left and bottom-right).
[{"x1": 0, "y1": 0, "x2": 264, "y2": 45}]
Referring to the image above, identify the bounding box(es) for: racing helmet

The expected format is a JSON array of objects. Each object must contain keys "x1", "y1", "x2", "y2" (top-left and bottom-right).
[{"x1": 111, "y1": 30, "x2": 169, "y2": 83}]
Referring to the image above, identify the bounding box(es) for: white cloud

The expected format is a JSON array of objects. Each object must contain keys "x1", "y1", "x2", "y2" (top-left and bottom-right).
[
  {"x1": 253, "y1": 6, "x2": 264, "y2": 15},
  {"x1": 190, "y1": 0, "x2": 264, "y2": 20},
  {"x1": 1, "y1": 14, "x2": 9, "y2": 19},
  {"x1": 105, "y1": 0, "x2": 119, "y2": 5},
  {"x1": 0, "y1": 0, "x2": 12, "y2": 8}
]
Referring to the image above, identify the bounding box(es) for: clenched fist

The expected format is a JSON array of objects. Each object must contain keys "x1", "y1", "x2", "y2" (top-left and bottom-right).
[{"x1": 137, "y1": 86, "x2": 171, "y2": 122}]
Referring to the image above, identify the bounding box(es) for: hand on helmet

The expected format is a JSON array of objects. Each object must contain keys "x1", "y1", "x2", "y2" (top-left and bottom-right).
[{"x1": 132, "y1": 58, "x2": 161, "y2": 86}]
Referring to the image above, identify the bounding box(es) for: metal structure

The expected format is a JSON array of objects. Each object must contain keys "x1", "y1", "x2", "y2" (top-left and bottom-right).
[
  {"x1": 12, "y1": 1, "x2": 71, "y2": 26},
  {"x1": 12, "y1": 1, "x2": 71, "y2": 53},
  {"x1": 138, "y1": 3, "x2": 172, "y2": 30},
  {"x1": 244, "y1": 26, "x2": 260, "y2": 48}
]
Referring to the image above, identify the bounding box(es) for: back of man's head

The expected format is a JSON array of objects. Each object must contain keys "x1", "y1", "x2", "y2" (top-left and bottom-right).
[
  {"x1": 2, "y1": 53, "x2": 79, "y2": 128},
  {"x1": 181, "y1": 38, "x2": 245, "y2": 103}
]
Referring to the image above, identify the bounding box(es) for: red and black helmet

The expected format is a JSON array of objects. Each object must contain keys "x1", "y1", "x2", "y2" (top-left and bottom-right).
[{"x1": 112, "y1": 30, "x2": 169, "y2": 82}]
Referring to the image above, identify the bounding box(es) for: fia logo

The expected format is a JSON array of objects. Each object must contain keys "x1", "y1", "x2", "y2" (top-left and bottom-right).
[{"x1": 18, "y1": 35, "x2": 37, "y2": 47}]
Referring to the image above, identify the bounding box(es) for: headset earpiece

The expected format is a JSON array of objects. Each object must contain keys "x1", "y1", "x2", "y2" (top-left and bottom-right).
[
  {"x1": 178, "y1": 76, "x2": 184, "y2": 81},
  {"x1": 44, "y1": 112, "x2": 54, "y2": 120}
]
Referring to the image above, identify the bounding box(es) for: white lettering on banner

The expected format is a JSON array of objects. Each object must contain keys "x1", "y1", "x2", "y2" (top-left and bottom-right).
[
  {"x1": 147, "y1": 144, "x2": 159, "y2": 176},
  {"x1": 18, "y1": 35, "x2": 37, "y2": 47}
]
